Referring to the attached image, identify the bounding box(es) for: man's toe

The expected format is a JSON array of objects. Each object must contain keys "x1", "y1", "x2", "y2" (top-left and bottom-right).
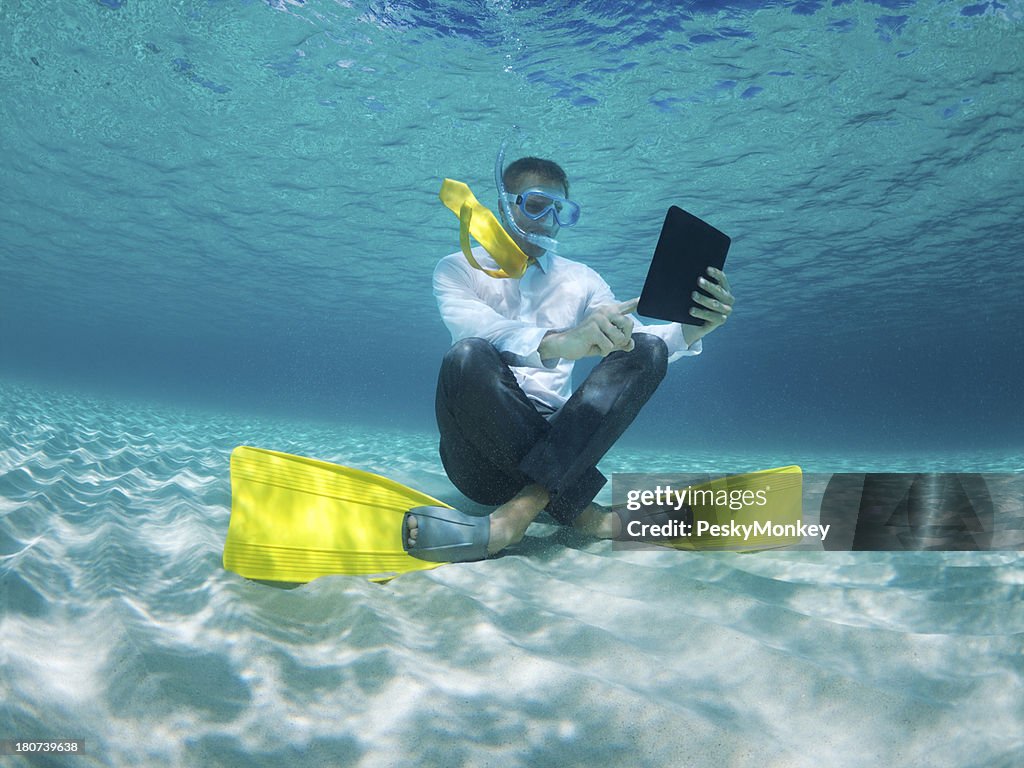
[{"x1": 405, "y1": 514, "x2": 418, "y2": 547}]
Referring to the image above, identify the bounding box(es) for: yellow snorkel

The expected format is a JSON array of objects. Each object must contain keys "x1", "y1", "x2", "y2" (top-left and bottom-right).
[{"x1": 439, "y1": 178, "x2": 529, "y2": 279}]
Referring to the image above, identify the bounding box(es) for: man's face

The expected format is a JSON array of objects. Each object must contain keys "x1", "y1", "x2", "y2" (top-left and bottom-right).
[{"x1": 505, "y1": 172, "x2": 567, "y2": 258}]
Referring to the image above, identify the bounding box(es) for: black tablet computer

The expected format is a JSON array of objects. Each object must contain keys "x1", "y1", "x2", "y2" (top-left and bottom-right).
[{"x1": 637, "y1": 206, "x2": 731, "y2": 326}]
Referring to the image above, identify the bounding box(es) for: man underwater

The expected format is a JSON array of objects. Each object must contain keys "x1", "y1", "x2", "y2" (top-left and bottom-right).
[{"x1": 405, "y1": 148, "x2": 734, "y2": 562}]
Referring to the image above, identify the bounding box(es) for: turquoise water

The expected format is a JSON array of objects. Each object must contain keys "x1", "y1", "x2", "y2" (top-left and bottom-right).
[
  {"x1": 2, "y1": 2, "x2": 1023, "y2": 766},
  {"x1": 1, "y1": 0, "x2": 1021, "y2": 449}
]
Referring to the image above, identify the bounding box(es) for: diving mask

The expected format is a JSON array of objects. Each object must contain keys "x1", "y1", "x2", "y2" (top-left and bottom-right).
[{"x1": 505, "y1": 189, "x2": 581, "y2": 228}]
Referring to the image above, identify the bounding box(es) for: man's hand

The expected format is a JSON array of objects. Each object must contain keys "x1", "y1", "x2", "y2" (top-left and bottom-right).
[
  {"x1": 539, "y1": 299, "x2": 639, "y2": 361},
  {"x1": 682, "y1": 267, "x2": 734, "y2": 347}
]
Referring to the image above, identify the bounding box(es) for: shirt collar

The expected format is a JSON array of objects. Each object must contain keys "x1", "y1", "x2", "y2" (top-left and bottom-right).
[{"x1": 531, "y1": 252, "x2": 552, "y2": 274}]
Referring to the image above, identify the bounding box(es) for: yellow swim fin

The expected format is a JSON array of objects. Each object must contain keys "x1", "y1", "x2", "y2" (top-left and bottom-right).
[
  {"x1": 439, "y1": 178, "x2": 529, "y2": 279},
  {"x1": 223, "y1": 446, "x2": 452, "y2": 583},
  {"x1": 668, "y1": 466, "x2": 804, "y2": 551},
  {"x1": 223, "y1": 449, "x2": 805, "y2": 585}
]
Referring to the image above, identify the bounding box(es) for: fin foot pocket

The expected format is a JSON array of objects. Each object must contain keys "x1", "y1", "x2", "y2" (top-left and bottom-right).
[{"x1": 403, "y1": 506, "x2": 490, "y2": 563}]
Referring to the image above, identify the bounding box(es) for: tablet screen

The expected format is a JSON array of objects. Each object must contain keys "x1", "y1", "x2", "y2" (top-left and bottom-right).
[{"x1": 637, "y1": 206, "x2": 731, "y2": 326}]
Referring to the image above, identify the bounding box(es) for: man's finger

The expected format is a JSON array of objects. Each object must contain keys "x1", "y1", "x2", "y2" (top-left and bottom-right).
[
  {"x1": 595, "y1": 315, "x2": 628, "y2": 346},
  {"x1": 690, "y1": 306, "x2": 728, "y2": 325},
  {"x1": 584, "y1": 324, "x2": 619, "y2": 355},
  {"x1": 594, "y1": 333, "x2": 617, "y2": 356},
  {"x1": 588, "y1": 334, "x2": 633, "y2": 357},
  {"x1": 697, "y1": 276, "x2": 731, "y2": 302},
  {"x1": 707, "y1": 267, "x2": 731, "y2": 293},
  {"x1": 617, "y1": 298, "x2": 639, "y2": 315},
  {"x1": 692, "y1": 290, "x2": 733, "y2": 316},
  {"x1": 607, "y1": 311, "x2": 634, "y2": 337}
]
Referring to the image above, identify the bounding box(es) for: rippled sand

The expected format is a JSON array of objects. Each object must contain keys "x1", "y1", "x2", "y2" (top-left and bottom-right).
[{"x1": 1, "y1": 382, "x2": 1021, "y2": 768}]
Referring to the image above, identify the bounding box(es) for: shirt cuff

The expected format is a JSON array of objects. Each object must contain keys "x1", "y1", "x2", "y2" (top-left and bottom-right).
[
  {"x1": 498, "y1": 326, "x2": 553, "y2": 368},
  {"x1": 666, "y1": 330, "x2": 702, "y2": 364}
]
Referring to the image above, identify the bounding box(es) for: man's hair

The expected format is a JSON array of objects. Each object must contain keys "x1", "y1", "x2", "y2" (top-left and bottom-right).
[{"x1": 503, "y1": 157, "x2": 569, "y2": 197}]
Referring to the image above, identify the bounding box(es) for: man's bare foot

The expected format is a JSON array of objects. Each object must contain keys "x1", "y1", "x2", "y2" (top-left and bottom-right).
[
  {"x1": 405, "y1": 484, "x2": 550, "y2": 556},
  {"x1": 485, "y1": 483, "x2": 550, "y2": 554},
  {"x1": 571, "y1": 503, "x2": 622, "y2": 539},
  {"x1": 574, "y1": 501, "x2": 692, "y2": 542}
]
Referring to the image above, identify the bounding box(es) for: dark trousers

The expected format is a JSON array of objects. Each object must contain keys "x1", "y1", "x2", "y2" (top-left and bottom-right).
[{"x1": 435, "y1": 334, "x2": 668, "y2": 524}]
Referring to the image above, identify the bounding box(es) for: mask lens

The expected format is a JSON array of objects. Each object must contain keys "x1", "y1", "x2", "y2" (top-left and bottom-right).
[
  {"x1": 558, "y1": 199, "x2": 581, "y2": 227},
  {"x1": 521, "y1": 192, "x2": 554, "y2": 218},
  {"x1": 518, "y1": 191, "x2": 581, "y2": 227}
]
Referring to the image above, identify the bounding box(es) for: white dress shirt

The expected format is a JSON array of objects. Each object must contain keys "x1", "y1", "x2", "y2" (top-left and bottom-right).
[{"x1": 433, "y1": 247, "x2": 702, "y2": 413}]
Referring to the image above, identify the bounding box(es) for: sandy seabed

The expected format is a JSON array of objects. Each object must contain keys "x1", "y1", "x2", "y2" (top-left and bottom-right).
[{"x1": 1, "y1": 382, "x2": 1021, "y2": 767}]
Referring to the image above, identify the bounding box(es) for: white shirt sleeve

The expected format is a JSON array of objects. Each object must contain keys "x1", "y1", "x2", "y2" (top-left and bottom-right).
[
  {"x1": 433, "y1": 255, "x2": 552, "y2": 368},
  {"x1": 584, "y1": 270, "x2": 702, "y2": 364}
]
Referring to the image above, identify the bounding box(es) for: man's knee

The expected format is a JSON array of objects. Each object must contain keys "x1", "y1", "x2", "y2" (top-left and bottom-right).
[
  {"x1": 442, "y1": 337, "x2": 498, "y2": 374},
  {"x1": 630, "y1": 333, "x2": 669, "y2": 381}
]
